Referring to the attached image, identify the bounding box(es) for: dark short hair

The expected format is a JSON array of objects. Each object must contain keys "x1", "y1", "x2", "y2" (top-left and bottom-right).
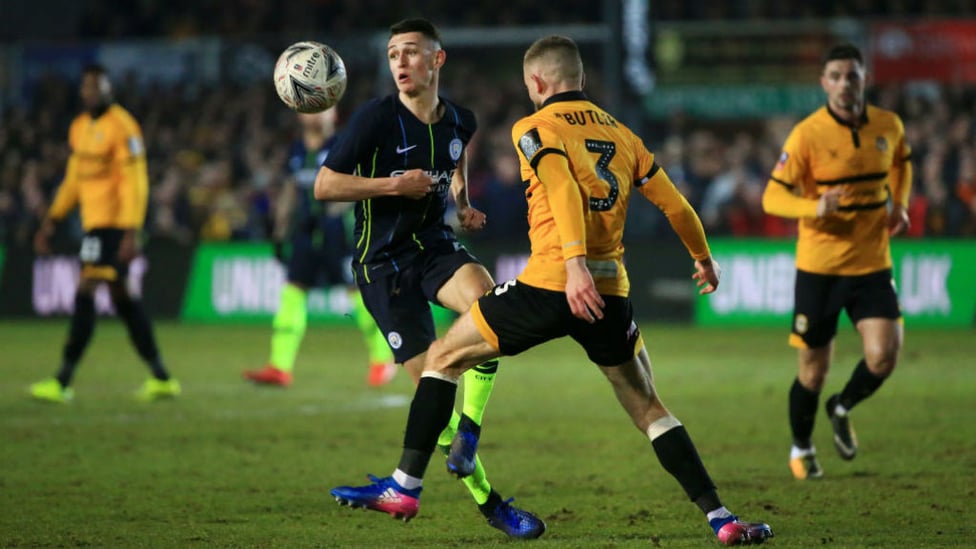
[
  {"x1": 822, "y1": 43, "x2": 863, "y2": 67},
  {"x1": 390, "y1": 18, "x2": 442, "y2": 47},
  {"x1": 82, "y1": 63, "x2": 108, "y2": 78}
]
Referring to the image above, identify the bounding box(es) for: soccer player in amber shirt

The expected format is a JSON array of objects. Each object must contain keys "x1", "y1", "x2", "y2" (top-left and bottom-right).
[
  {"x1": 30, "y1": 64, "x2": 180, "y2": 404},
  {"x1": 331, "y1": 35, "x2": 773, "y2": 546},
  {"x1": 762, "y1": 44, "x2": 912, "y2": 480}
]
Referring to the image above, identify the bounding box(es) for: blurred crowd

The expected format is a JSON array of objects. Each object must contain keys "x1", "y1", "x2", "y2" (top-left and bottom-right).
[
  {"x1": 3, "y1": 66, "x2": 975, "y2": 248},
  {"x1": 2, "y1": 0, "x2": 976, "y2": 246},
  {"x1": 57, "y1": 0, "x2": 976, "y2": 40},
  {"x1": 0, "y1": 51, "x2": 539, "y2": 246}
]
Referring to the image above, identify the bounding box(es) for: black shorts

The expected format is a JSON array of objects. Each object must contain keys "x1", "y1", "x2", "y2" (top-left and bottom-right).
[
  {"x1": 358, "y1": 241, "x2": 479, "y2": 363},
  {"x1": 79, "y1": 228, "x2": 127, "y2": 281},
  {"x1": 286, "y1": 217, "x2": 351, "y2": 288},
  {"x1": 791, "y1": 268, "x2": 901, "y2": 349},
  {"x1": 473, "y1": 279, "x2": 641, "y2": 366}
]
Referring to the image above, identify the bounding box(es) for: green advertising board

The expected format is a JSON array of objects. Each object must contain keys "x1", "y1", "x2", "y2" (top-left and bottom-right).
[
  {"x1": 182, "y1": 242, "x2": 352, "y2": 323},
  {"x1": 695, "y1": 239, "x2": 976, "y2": 327},
  {"x1": 181, "y1": 242, "x2": 454, "y2": 325},
  {"x1": 645, "y1": 85, "x2": 823, "y2": 118}
]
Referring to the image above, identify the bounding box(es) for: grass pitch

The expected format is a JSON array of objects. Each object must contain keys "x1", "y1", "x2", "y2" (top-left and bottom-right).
[{"x1": 1, "y1": 320, "x2": 973, "y2": 548}]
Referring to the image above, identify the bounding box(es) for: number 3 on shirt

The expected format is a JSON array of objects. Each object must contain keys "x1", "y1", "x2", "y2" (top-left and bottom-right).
[{"x1": 585, "y1": 139, "x2": 618, "y2": 211}]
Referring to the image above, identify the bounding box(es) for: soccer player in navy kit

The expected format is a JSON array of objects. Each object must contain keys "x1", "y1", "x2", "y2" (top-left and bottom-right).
[
  {"x1": 314, "y1": 18, "x2": 545, "y2": 538},
  {"x1": 243, "y1": 108, "x2": 396, "y2": 387}
]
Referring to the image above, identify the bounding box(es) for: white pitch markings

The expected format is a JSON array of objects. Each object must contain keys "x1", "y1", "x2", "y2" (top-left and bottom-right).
[{"x1": 4, "y1": 393, "x2": 411, "y2": 427}]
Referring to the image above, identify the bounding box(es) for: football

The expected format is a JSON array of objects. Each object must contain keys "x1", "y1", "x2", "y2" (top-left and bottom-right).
[{"x1": 273, "y1": 41, "x2": 347, "y2": 113}]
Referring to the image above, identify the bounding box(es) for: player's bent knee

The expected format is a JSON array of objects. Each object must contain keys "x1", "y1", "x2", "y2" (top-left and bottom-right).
[
  {"x1": 866, "y1": 351, "x2": 898, "y2": 377},
  {"x1": 863, "y1": 338, "x2": 900, "y2": 374},
  {"x1": 798, "y1": 347, "x2": 830, "y2": 389},
  {"x1": 797, "y1": 368, "x2": 828, "y2": 391},
  {"x1": 425, "y1": 340, "x2": 455, "y2": 372},
  {"x1": 458, "y1": 263, "x2": 494, "y2": 296}
]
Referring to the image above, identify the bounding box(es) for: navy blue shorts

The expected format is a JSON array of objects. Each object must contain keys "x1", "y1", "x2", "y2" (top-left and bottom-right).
[
  {"x1": 286, "y1": 216, "x2": 351, "y2": 288},
  {"x1": 791, "y1": 268, "x2": 901, "y2": 349},
  {"x1": 358, "y1": 241, "x2": 479, "y2": 363}
]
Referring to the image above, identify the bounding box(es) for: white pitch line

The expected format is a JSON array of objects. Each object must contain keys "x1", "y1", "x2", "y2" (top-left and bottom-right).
[{"x1": 2, "y1": 393, "x2": 412, "y2": 427}]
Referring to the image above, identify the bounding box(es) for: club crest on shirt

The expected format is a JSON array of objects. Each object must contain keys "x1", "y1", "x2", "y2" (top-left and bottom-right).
[
  {"x1": 449, "y1": 138, "x2": 463, "y2": 161},
  {"x1": 518, "y1": 128, "x2": 542, "y2": 161},
  {"x1": 875, "y1": 136, "x2": 887, "y2": 152},
  {"x1": 127, "y1": 136, "x2": 144, "y2": 155},
  {"x1": 794, "y1": 314, "x2": 809, "y2": 334},
  {"x1": 776, "y1": 151, "x2": 788, "y2": 170}
]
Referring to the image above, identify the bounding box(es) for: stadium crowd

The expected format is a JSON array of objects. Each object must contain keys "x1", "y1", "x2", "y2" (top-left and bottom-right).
[
  {"x1": 49, "y1": 0, "x2": 976, "y2": 40},
  {"x1": 3, "y1": 0, "x2": 976, "y2": 246},
  {"x1": 2, "y1": 67, "x2": 975, "y2": 247}
]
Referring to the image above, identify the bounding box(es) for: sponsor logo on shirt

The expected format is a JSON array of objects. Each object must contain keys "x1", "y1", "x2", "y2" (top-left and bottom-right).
[{"x1": 390, "y1": 169, "x2": 455, "y2": 193}]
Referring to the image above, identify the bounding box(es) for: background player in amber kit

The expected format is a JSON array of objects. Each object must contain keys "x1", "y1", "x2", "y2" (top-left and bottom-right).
[
  {"x1": 762, "y1": 43, "x2": 912, "y2": 479},
  {"x1": 331, "y1": 35, "x2": 772, "y2": 546},
  {"x1": 30, "y1": 64, "x2": 180, "y2": 403}
]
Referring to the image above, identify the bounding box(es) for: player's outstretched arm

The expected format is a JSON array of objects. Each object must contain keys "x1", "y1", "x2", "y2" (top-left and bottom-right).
[
  {"x1": 314, "y1": 166, "x2": 433, "y2": 201},
  {"x1": 451, "y1": 151, "x2": 486, "y2": 231},
  {"x1": 34, "y1": 218, "x2": 56, "y2": 256},
  {"x1": 637, "y1": 168, "x2": 711, "y2": 261},
  {"x1": 887, "y1": 202, "x2": 910, "y2": 236},
  {"x1": 693, "y1": 257, "x2": 720, "y2": 295},
  {"x1": 565, "y1": 256, "x2": 604, "y2": 323},
  {"x1": 887, "y1": 135, "x2": 913, "y2": 236},
  {"x1": 761, "y1": 179, "x2": 843, "y2": 219},
  {"x1": 37, "y1": 153, "x2": 82, "y2": 255}
]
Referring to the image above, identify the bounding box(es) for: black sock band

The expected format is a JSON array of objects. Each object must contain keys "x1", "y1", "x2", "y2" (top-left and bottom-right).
[
  {"x1": 839, "y1": 359, "x2": 885, "y2": 411},
  {"x1": 651, "y1": 425, "x2": 717, "y2": 502},
  {"x1": 58, "y1": 293, "x2": 96, "y2": 387},
  {"x1": 472, "y1": 359, "x2": 498, "y2": 375},
  {"x1": 398, "y1": 376, "x2": 457, "y2": 478},
  {"x1": 478, "y1": 489, "x2": 503, "y2": 517},
  {"x1": 694, "y1": 490, "x2": 724, "y2": 515},
  {"x1": 789, "y1": 377, "x2": 820, "y2": 448},
  {"x1": 458, "y1": 413, "x2": 481, "y2": 438}
]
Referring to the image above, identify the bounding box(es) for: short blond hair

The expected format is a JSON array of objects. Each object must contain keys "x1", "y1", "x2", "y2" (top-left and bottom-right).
[{"x1": 523, "y1": 35, "x2": 583, "y2": 86}]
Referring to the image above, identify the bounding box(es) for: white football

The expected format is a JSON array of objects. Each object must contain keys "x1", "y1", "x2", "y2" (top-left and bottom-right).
[{"x1": 273, "y1": 41, "x2": 347, "y2": 113}]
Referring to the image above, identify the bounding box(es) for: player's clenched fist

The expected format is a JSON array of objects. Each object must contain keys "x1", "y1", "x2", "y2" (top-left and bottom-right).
[
  {"x1": 395, "y1": 169, "x2": 434, "y2": 199},
  {"x1": 457, "y1": 206, "x2": 487, "y2": 231}
]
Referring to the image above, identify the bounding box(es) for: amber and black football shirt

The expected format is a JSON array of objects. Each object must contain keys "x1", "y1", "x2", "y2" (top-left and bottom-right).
[
  {"x1": 48, "y1": 104, "x2": 149, "y2": 230},
  {"x1": 764, "y1": 104, "x2": 912, "y2": 275},
  {"x1": 511, "y1": 91, "x2": 710, "y2": 298}
]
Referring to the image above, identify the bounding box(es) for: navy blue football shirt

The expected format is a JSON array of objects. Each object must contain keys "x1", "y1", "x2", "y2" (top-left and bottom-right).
[
  {"x1": 287, "y1": 136, "x2": 334, "y2": 222},
  {"x1": 323, "y1": 94, "x2": 477, "y2": 283}
]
